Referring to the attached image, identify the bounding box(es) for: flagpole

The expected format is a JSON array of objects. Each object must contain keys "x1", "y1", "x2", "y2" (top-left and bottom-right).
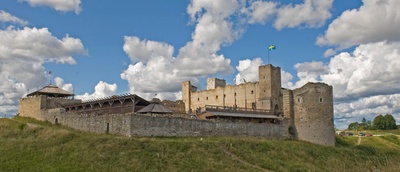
[
  {"x1": 267, "y1": 45, "x2": 276, "y2": 64},
  {"x1": 49, "y1": 70, "x2": 52, "y2": 85}
]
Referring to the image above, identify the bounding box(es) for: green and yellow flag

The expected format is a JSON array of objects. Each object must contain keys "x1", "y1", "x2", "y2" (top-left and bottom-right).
[{"x1": 269, "y1": 45, "x2": 276, "y2": 50}]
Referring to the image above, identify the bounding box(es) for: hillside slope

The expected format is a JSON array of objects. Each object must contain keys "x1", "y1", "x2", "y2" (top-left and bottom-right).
[{"x1": 1, "y1": 117, "x2": 399, "y2": 172}]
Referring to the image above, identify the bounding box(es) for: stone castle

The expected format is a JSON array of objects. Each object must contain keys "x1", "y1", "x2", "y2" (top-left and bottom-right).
[{"x1": 19, "y1": 64, "x2": 335, "y2": 146}]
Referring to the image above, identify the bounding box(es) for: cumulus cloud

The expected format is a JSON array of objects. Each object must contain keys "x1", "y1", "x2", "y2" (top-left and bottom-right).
[
  {"x1": 0, "y1": 26, "x2": 86, "y2": 115},
  {"x1": 120, "y1": 0, "x2": 338, "y2": 100},
  {"x1": 321, "y1": 41, "x2": 400, "y2": 100},
  {"x1": 136, "y1": 91, "x2": 182, "y2": 102},
  {"x1": 290, "y1": 41, "x2": 400, "y2": 128},
  {"x1": 54, "y1": 77, "x2": 73, "y2": 93},
  {"x1": 281, "y1": 70, "x2": 294, "y2": 88},
  {"x1": 323, "y1": 48, "x2": 337, "y2": 57},
  {"x1": 293, "y1": 41, "x2": 400, "y2": 100},
  {"x1": 0, "y1": 27, "x2": 87, "y2": 65},
  {"x1": 233, "y1": 57, "x2": 293, "y2": 88},
  {"x1": 0, "y1": 10, "x2": 28, "y2": 26},
  {"x1": 123, "y1": 36, "x2": 174, "y2": 63},
  {"x1": 121, "y1": 0, "x2": 247, "y2": 98},
  {"x1": 317, "y1": 0, "x2": 400, "y2": 49},
  {"x1": 244, "y1": 1, "x2": 277, "y2": 24},
  {"x1": 274, "y1": 0, "x2": 333, "y2": 30},
  {"x1": 334, "y1": 93, "x2": 400, "y2": 129},
  {"x1": 292, "y1": 61, "x2": 329, "y2": 88},
  {"x1": 234, "y1": 58, "x2": 263, "y2": 84},
  {"x1": 19, "y1": 0, "x2": 82, "y2": 14},
  {"x1": 75, "y1": 81, "x2": 118, "y2": 101}
]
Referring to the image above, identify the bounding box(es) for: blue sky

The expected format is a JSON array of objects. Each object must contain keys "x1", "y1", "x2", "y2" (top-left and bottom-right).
[{"x1": 1, "y1": 0, "x2": 400, "y2": 129}]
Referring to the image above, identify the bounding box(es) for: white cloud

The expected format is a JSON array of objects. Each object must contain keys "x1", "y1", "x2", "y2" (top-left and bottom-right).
[
  {"x1": 19, "y1": 0, "x2": 82, "y2": 14},
  {"x1": 54, "y1": 77, "x2": 73, "y2": 93},
  {"x1": 123, "y1": 36, "x2": 174, "y2": 63},
  {"x1": 0, "y1": 27, "x2": 87, "y2": 65},
  {"x1": 317, "y1": 0, "x2": 400, "y2": 49},
  {"x1": 135, "y1": 91, "x2": 182, "y2": 102},
  {"x1": 187, "y1": 0, "x2": 240, "y2": 21},
  {"x1": 233, "y1": 57, "x2": 294, "y2": 88},
  {"x1": 120, "y1": 57, "x2": 186, "y2": 93},
  {"x1": 334, "y1": 94, "x2": 400, "y2": 129},
  {"x1": 323, "y1": 48, "x2": 337, "y2": 57},
  {"x1": 274, "y1": 0, "x2": 333, "y2": 30},
  {"x1": 290, "y1": 41, "x2": 400, "y2": 129},
  {"x1": 234, "y1": 57, "x2": 263, "y2": 84},
  {"x1": 321, "y1": 41, "x2": 400, "y2": 100},
  {"x1": 0, "y1": 26, "x2": 86, "y2": 115},
  {"x1": 292, "y1": 61, "x2": 329, "y2": 88},
  {"x1": 293, "y1": 41, "x2": 400, "y2": 100},
  {"x1": 0, "y1": 10, "x2": 28, "y2": 26},
  {"x1": 75, "y1": 81, "x2": 117, "y2": 101},
  {"x1": 281, "y1": 70, "x2": 294, "y2": 89},
  {"x1": 121, "y1": 0, "x2": 246, "y2": 99},
  {"x1": 180, "y1": 0, "x2": 238, "y2": 75},
  {"x1": 120, "y1": 0, "x2": 338, "y2": 100},
  {"x1": 244, "y1": 1, "x2": 277, "y2": 24}
]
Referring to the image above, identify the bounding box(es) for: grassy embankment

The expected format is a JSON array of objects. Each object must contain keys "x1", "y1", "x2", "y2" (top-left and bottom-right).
[{"x1": 1, "y1": 117, "x2": 399, "y2": 172}]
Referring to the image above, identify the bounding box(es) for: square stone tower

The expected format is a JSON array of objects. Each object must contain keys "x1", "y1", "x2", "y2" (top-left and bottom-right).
[
  {"x1": 182, "y1": 81, "x2": 197, "y2": 113},
  {"x1": 257, "y1": 64, "x2": 281, "y2": 112},
  {"x1": 207, "y1": 78, "x2": 226, "y2": 90}
]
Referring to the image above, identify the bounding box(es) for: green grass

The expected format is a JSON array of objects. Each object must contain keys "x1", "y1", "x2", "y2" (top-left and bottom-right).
[{"x1": 1, "y1": 117, "x2": 400, "y2": 172}]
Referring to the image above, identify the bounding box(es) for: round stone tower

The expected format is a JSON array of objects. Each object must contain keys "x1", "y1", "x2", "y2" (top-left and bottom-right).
[{"x1": 292, "y1": 82, "x2": 335, "y2": 146}]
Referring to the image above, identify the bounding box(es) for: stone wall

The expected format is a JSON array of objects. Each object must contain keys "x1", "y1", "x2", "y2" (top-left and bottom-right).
[
  {"x1": 130, "y1": 115, "x2": 289, "y2": 139},
  {"x1": 19, "y1": 95, "x2": 81, "y2": 121},
  {"x1": 19, "y1": 95, "x2": 46, "y2": 120},
  {"x1": 45, "y1": 111, "x2": 131, "y2": 136},
  {"x1": 41, "y1": 111, "x2": 290, "y2": 140},
  {"x1": 190, "y1": 82, "x2": 260, "y2": 111},
  {"x1": 183, "y1": 64, "x2": 281, "y2": 113},
  {"x1": 293, "y1": 82, "x2": 335, "y2": 146}
]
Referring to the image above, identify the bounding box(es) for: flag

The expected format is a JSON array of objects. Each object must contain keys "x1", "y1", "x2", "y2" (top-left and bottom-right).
[{"x1": 268, "y1": 45, "x2": 276, "y2": 50}]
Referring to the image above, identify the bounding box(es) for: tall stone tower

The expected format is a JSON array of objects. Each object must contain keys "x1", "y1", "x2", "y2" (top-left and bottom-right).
[
  {"x1": 257, "y1": 64, "x2": 281, "y2": 113},
  {"x1": 293, "y1": 82, "x2": 335, "y2": 146},
  {"x1": 182, "y1": 81, "x2": 197, "y2": 113}
]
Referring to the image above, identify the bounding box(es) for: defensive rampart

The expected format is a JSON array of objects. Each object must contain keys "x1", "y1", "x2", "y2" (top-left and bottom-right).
[{"x1": 43, "y1": 111, "x2": 290, "y2": 140}]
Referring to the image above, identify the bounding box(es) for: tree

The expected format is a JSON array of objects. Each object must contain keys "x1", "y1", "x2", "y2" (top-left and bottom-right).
[
  {"x1": 348, "y1": 122, "x2": 359, "y2": 131},
  {"x1": 362, "y1": 117, "x2": 366, "y2": 123},
  {"x1": 372, "y1": 114, "x2": 397, "y2": 130},
  {"x1": 383, "y1": 114, "x2": 397, "y2": 130},
  {"x1": 373, "y1": 114, "x2": 385, "y2": 130}
]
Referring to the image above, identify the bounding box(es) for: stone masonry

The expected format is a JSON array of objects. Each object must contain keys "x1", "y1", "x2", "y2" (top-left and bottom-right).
[
  {"x1": 182, "y1": 64, "x2": 335, "y2": 146},
  {"x1": 19, "y1": 64, "x2": 335, "y2": 146}
]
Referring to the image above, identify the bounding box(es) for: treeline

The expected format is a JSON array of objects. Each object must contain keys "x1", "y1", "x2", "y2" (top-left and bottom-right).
[{"x1": 348, "y1": 114, "x2": 398, "y2": 130}]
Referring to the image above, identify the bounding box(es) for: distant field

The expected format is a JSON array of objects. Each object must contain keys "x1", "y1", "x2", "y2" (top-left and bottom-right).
[{"x1": 1, "y1": 117, "x2": 400, "y2": 172}]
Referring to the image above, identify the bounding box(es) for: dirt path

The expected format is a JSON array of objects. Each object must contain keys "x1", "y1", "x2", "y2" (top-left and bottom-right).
[
  {"x1": 357, "y1": 136, "x2": 362, "y2": 145},
  {"x1": 219, "y1": 145, "x2": 270, "y2": 172}
]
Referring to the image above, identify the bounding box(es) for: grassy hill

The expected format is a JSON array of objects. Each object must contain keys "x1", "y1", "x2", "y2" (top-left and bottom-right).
[{"x1": 1, "y1": 117, "x2": 400, "y2": 172}]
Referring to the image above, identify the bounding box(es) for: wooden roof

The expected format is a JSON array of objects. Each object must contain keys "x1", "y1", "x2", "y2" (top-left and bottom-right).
[{"x1": 27, "y1": 84, "x2": 74, "y2": 97}]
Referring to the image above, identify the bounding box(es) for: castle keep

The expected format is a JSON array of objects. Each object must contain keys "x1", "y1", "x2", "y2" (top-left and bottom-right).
[
  {"x1": 19, "y1": 64, "x2": 335, "y2": 146},
  {"x1": 182, "y1": 64, "x2": 335, "y2": 146}
]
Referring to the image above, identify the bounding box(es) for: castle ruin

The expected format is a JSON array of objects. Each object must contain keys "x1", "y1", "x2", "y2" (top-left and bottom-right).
[
  {"x1": 19, "y1": 64, "x2": 335, "y2": 146},
  {"x1": 182, "y1": 64, "x2": 335, "y2": 146}
]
